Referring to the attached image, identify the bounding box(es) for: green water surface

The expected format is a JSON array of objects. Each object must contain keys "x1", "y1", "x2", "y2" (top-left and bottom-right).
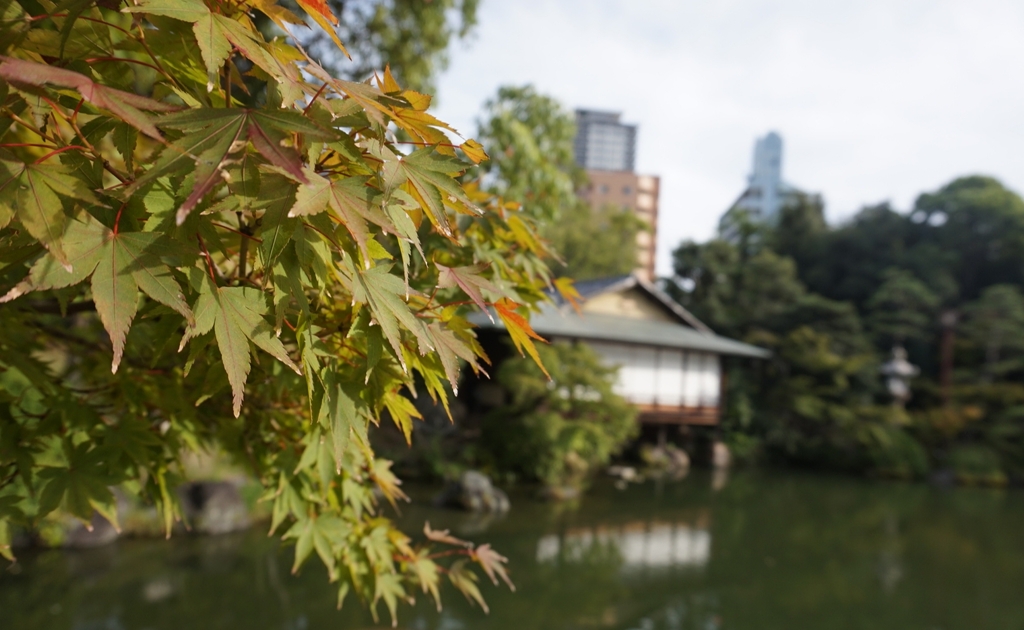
[{"x1": 3, "y1": 470, "x2": 1023, "y2": 629}]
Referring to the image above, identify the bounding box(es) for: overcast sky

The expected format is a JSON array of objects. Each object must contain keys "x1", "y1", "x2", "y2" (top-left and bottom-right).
[{"x1": 430, "y1": 0, "x2": 1024, "y2": 276}]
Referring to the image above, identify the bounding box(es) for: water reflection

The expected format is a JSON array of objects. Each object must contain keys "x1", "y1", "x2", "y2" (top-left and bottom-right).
[
  {"x1": 3, "y1": 472, "x2": 1024, "y2": 630},
  {"x1": 536, "y1": 517, "x2": 711, "y2": 571}
]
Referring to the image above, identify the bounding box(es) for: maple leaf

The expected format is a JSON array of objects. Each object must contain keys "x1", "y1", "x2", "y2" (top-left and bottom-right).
[
  {"x1": 554, "y1": 276, "x2": 583, "y2": 313},
  {"x1": 192, "y1": 13, "x2": 232, "y2": 87},
  {"x1": 472, "y1": 544, "x2": 515, "y2": 591},
  {"x1": 423, "y1": 521, "x2": 472, "y2": 548},
  {"x1": 187, "y1": 285, "x2": 302, "y2": 417},
  {"x1": 1, "y1": 215, "x2": 194, "y2": 372},
  {"x1": 436, "y1": 263, "x2": 499, "y2": 318},
  {"x1": 36, "y1": 442, "x2": 120, "y2": 530},
  {"x1": 370, "y1": 457, "x2": 409, "y2": 507},
  {"x1": 427, "y1": 322, "x2": 478, "y2": 393},
  {"x1": 382, "y1": 389, "x2": 421, "y2": 444},
  {"x1": 283, "y1": 511, "x2": 350, "y2": 577},
  {"x1": 394, "y1": 148, "x2": 479, "y2": 237},
  {"x1": 349, "y1": 264, "x2": 432, "y2": 367},
  {"x1": 409, "y1": 550, "x2": 442, "y2": 611},
  {"x1": 460, "y1": 139, "x2": 489, "y2": 165},
  {"x1": 124, "y1": 0, "x2": 210, "y2": 22},
  {"x1": 296, "y1": 0, "x2": 349, "y2": 58},
  {"x1": 0, "y1": 56, "x2": 179, "y2": 139},
  {"x1": 494, "y1": 297, "x2": 549, "y2": 378},
  {"x1": 0, "y1": 160, "x2": 98, "y2": 268},
  {"x1": 251, "y1": 0, "x2": 306, "y2": 31},
  {"x1": 447, "y1": 560, "x2": 488, "y2": 613},
  {"x1": 131, "y1": 108, "x2": 335, "y2": 223},
  {"x1": 372, "y1": 571, "x2": 407, "y2": 626},
  {"x1": 288, "y1": 170, "x2": 381, "y2": 261},
  {"x1": 0, "y1": 212, "x2": 106, "y2": 305},
  {"x1": 97, "y1": 231, "x2": 195, "y2": 372}
]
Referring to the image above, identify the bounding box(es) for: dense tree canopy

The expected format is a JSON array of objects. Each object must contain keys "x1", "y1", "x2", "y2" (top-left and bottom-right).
[
  {"x1": 290, "y1": 0, "x2": 480, "y2": 94},
  {"x1": 669, "y1": 176, "x2": 1024, "y2": 482},
  {"x1": 0, "y1": 0, "x2": 557, "y2": 619}
]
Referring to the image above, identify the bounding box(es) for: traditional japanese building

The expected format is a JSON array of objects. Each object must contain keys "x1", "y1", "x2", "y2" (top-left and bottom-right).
[{"x1": 466, "y1": 274, "x2": 768, "y2": 427}]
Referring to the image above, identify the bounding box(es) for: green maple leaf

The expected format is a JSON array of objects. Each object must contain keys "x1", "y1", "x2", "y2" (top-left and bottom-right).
[
  {"x1": 392, "y1": 148, "x2": 478, "y2": 238},
  {"x1": 125, "y1": 0, "x2": 210, "y2": 22},
  {"x1": 382, "y1": 389, "x2": 421, "y2": 444},
  {"x1": 410, "y1": 550, "x2": 442, "y2": 612},
  {"x1": 0, "y1": 160, "x2": 97, "y2": 267},
  {"x1": 315, "y1": 373, "x2": 366, "y2": 470},
  {"x1": 426, "y1": 322, "x2": 478, "y2": 393},
  {"x1": 447, "y1": 559, "x2": 488, "y2": 613},
  {"x1": 36, "y1": 442, "x2": 120, "y2": 529},
  {"x1": 284, "y1": 512, "x2": 350, "y2": 577},
  {"x1": 1, "y1": 215, "x2": 195, "y2": 372},
  {"x1": 130, "y1": 108, "x2": 335, "y2": 223},
  {"x1": 93, "y1": 230, "x2": 197, "y2": 372},
  {"x1": 349, "y1": 264, "x2": 431, "y2": 368},
  {"x1": 289, "y1": 170, "x2": 379, "y2": 261},
  {"x1": 187, "y1": 284, "x2": 302, "y2": 417},
  {"x1": 372, "y1": 572, "x2": 407, "y2": 626}
]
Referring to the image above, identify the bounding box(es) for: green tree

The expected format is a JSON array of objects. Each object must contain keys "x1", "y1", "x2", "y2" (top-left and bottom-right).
[
  {"x1": 546, "y1": 201, "x2": 646, "y2": 280},
  {"x1": 669, "y1": 239, "x2": 804, "y2": 339},
  {"x1": 476, "y1": 85, "x2": 580, "y2": 223},
  {"x1": 294, "y1": 0, "x2": 480, "y2": 94},
  {"x1": 0, "y1": 0, "x2": 545, "y2": 619},
  {"x1": 482, "y1": 342, "x2": 638, "y2": 489},
  {"x1": 914, "y1": 176, "x2": 1024, "y2": 300},
  {"x1": 866, "y1": 268, "x2": 940, "y2": 345},
  {"x1": 962, "y1": 284, "x2": 1024, "y2": 381},
  {"x1": 475, "y1": 85, "x2": 650, "y2": 282}
]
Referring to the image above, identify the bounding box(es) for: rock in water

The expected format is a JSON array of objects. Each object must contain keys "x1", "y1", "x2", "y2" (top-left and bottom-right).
[
  {"x1": 434, "y1": 471, "x2": 510, "y2": 513},
  {"x1": 177, "y1": 481, "x2": 251, "y2": 535}
]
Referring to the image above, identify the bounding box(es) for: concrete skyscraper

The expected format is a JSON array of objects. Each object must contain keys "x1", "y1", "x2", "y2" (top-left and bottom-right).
[
  {"x1": 719, "y1": 131, "x2": 820, "y2": 241},
  {"x1": 574, "y1": 109, "x2": 659, "y2": 281}
]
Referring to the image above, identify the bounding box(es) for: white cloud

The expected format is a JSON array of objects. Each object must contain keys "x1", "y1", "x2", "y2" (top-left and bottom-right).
[{"x1": 433, "y1": 0, "x2": 1024, "y2": 276}]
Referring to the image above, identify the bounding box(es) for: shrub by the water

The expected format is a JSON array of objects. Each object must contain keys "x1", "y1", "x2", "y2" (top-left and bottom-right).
[{"x1": 482, "y1": 342, "x2": 638, "y2": 489}]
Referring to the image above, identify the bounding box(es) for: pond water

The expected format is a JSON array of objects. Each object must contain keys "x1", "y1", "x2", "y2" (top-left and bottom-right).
[{"x1": 3, "y1": 470, "x2": 1024, "y2": 630}]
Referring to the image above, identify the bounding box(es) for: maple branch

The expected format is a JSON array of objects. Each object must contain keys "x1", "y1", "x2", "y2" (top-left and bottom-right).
[
  {"x1": 197, "y1": 234, "x2": 219, "y2": 282},
  {"x1": 36, "y1": 13, "x2": 133, "y2": 36},
  {"x1": 85, "y1": 57, "x2": 166, "y2": 74},
  {"x1": 131, "y1": 16, "x2": 186, "y2": 92},
  {"x1": 212, "y1": 221, "x2": 263, "y2": 243},
  {"x1": 304, "y1": 83, "x2": 329, "y2": 114},
  {"x1": 236, "y1": 213, "x2": 248, "y2": 279},
  {"x1": 34, "y1": 145, "x2": 88, "y2": 163},
  {"x1": 6, "y1": 112, "x2": 62, "y2": 145},
  {"x1": 0, "y1": 143, "x2": 59, "y2": 150},
  {"x1": 113, "y1": 200, "x2": 128, "y2": 235},
  {"x1": 42, "y1": 97, "x2": 129, "y2": 183}
]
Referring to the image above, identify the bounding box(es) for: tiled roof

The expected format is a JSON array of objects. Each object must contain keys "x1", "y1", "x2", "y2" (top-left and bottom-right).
[{"x1": 474, "y1": 274, "x2": 770, "y2": 359}]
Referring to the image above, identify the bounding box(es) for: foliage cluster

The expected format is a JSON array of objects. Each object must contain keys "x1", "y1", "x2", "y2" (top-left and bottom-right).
[
  {"x1": 475, "y1": 85, "x2": 644, "y2": 280},
  {"x1": 668, "y1": 177, "x2": 1024, "y2": 482},
  {"x1": 481, "y1": 342, "x2": 638, "y2": 489},
  {"x1": 0, "y1": 0, "x2": 564, "y2": 619}
]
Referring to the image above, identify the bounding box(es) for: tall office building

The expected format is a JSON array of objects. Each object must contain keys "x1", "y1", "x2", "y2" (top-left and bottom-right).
[
  {"x1": 574, "y1": 109, "x2": 659, "y2": 281},
  {"x1": 719, "y1": 131, "x2": 820, "y2": 241},
  {"x1": 574, "y1": 110, "x2": 637, "y2": 171}
]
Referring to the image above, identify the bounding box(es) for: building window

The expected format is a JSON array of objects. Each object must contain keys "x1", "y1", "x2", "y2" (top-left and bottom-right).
[
  {"x1": 623, "y1": 186, "x2": 632, "y2": 195},
  {"x1": 599, "y1": 184, "x2": 609, "y2": 194}
]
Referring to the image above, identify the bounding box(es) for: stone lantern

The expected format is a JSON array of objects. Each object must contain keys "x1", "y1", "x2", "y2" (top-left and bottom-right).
[{"x1": 880, "y1": 346, "x2": 919, "y2": 407}]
